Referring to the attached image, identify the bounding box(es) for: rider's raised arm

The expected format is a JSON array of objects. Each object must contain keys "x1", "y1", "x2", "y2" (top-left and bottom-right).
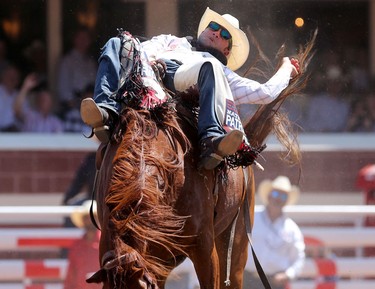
[{"x1": 227, "y1": 57, "x2": 295, "y2": 105}]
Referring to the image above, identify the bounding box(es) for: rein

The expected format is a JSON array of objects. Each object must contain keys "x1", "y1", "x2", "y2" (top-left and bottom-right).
[
  {"x1": 223, "y1": 167, "x2": 247, "y2": 287},
  {"x1": 90, "y1": 171, "x2": 101, "y2": 230},
  {"x1": 243, "y1": 169, "x2": 272, "y2": 289},
  {"x1": 224, "y1": 168, "x2": 271, "y2": 289},
  {"x1": 90, "y1": 142, "x2": 112, "y2": 231},
  {"x1": 224, "y1": 207, "x2": 240, "y2": 286}
]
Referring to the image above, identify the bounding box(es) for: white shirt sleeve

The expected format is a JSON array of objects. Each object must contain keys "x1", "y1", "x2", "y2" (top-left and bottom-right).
[{"x1": 226, "y1": 65, "x2": 293, "y2": 105}]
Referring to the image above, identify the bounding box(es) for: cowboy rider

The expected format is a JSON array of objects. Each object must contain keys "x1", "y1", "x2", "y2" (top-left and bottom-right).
[{"x1": 80, "y1": 7, "x2": 299, "y2": 170}]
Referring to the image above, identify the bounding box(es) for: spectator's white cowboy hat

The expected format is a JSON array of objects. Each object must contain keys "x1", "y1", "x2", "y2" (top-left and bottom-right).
[
  {"x1": 70, "y1": 200, "x2": 97, "y2": 228},
  {"x1": 198, "y1": 7, "x2": 250, "y2": 71},
  {"x1": 258, "y1": 176, "x2": 300, "y2": 205}
]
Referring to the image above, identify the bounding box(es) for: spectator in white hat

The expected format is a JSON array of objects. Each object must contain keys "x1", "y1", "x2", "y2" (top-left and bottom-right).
[{"x1": 245, "y1": 176, "x2": 305, "y2": 289}]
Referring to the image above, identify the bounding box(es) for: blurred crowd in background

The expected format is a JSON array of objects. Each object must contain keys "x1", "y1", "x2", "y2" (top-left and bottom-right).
[
  {"x1": 1, "y1": 26, "x2": 374, "y2": 136},
  {"x1": 0, "y1": 27, "x2": 95, "y2": 135},
  {"x1": 0, "y1": 1, "x2": 374, "y2": 135}
]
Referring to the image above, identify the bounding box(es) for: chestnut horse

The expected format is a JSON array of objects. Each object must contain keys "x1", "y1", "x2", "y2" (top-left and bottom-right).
[{"x1": 87, "y1": 33, "x2": 315, "y2": 289}]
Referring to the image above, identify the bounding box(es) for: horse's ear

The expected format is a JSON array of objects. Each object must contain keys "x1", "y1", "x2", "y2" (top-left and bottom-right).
[
  {"x1": 131, "y1": 268, "x2": 144, "y2": 281},
  {"x1": 130, "y1": 268, "x2": 149, "y2": 289},
  {"x1": 86, "y1": 268, "x2": 107, "y2": 283}
]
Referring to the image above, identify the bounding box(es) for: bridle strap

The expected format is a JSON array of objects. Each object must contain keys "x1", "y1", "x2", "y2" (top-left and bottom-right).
[
  {"x1": 90, "y1": 142, "x2": 112, "y2": 231},
  {"x1": 224, "y1": 167, "x2": 248, "y2": 286},
  {"x1": 90, "y1": 170, "x2": 101, "y2": 230},
  {"x1": 243, "y1": 168, "x2": 272, "y2": 289},
  {"x1": 224, "y1": 207, "x2": 240, "y2": 286}
]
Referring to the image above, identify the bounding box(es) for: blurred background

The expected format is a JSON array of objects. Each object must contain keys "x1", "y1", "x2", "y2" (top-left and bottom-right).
[
  {"x1": 0, "y1": 1, "x2": 374, "y2": 289},
  {"x1": 0, "y1": 0, "x2": 371, "y2": 97},
  {"x1": 0, "y1": 0, "x2": 373, "y2": 133}
]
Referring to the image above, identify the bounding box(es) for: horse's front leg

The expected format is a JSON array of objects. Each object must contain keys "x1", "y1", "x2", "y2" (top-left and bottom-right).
[{"x1": 189, "y1": 231, "x2": 221, "y2": 289}]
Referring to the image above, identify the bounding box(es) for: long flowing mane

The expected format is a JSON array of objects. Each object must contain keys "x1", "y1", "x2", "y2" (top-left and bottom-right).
[{"x1": 105, "y1": 104, "x2": 190, "y2": 279}]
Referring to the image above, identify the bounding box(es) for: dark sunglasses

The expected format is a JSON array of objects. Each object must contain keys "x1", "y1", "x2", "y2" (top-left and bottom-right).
[
  {"x1": 270, "y1": 190, "x2": 288, "y2": 202},
  {"x1": 207, "y1": 21, "x2": 232, "y2": 40}
]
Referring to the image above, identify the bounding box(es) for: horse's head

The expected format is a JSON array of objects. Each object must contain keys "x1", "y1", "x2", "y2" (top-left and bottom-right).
[{"x1": 87, "y1": 250, "x2": 159, "y2": 289}]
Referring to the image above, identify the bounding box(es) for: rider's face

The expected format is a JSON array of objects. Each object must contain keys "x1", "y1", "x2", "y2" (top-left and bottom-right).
[{"x1": 198, "y1": 25, "x2": 231, "y2": 57}]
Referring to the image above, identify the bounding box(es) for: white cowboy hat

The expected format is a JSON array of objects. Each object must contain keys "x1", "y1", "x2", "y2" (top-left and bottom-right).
[
  {"x1": 197, "y1": 7, "x2": 250, "y2": 71},
  {"x1": 258, "y1": 176, "x2": 300, "y2": 205},
  {"x1": 70, "y1": 200, "x2": 97, "y2": 228}
]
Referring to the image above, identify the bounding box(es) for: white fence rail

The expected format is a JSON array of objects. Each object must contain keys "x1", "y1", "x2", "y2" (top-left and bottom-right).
[
  {"x1": 299, "y1": 257, "x2": 375, "y2": 278},
  {"x1": 0, "y1": 205, "x2": 374, "y2": 289},
  {"x1": 0, "y1": 228, "x2": 83, "y2": 250},
  {"x1": 2, "y1": 205, "x2": 374, "y2": 224},
  {"x1": 1, "y1": 256, "x2": 375, "y2": 281},
  {"x1": 2, "y1": 226, "x2": 375, "y2": 250}
]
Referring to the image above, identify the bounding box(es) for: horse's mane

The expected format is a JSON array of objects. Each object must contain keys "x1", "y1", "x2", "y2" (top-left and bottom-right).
[{"x1": 106, "y1": 103, "x2": 190, "y2": 279}]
